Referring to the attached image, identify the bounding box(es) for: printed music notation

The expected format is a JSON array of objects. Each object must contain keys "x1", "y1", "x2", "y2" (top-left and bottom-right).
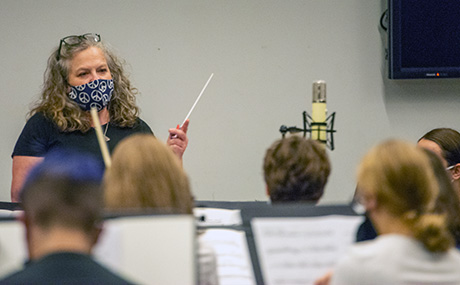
[
  {"x1": 251, "y1": 215, "x2": 363, "y2": 285},
  {"x1": 199, "y1": 228, "x2": 256, "y2": 285}
]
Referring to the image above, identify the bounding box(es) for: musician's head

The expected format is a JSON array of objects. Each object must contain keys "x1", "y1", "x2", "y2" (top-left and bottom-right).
[
  {"x1": 19, "y1": 149, "x2": 104, "y2": 259},
  {"x1": 104, "y1": 134, "x2": 193, "y2": 214},
  {"x1": 263, "y1": 135, "x2": 331, "y2": 204}
]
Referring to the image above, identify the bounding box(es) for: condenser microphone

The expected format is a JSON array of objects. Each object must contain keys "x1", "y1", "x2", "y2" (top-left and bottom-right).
[
  {"x1": 311, "y1": 80, "x2": 327, "y2": 145},
  {"x1": 278, "y1": 80, "x2": 336, "y2": 149}
]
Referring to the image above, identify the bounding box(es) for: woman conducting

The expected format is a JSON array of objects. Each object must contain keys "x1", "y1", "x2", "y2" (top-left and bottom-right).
[{"x1": 11, "y1": 33, "x2": 189, "y2": 202}]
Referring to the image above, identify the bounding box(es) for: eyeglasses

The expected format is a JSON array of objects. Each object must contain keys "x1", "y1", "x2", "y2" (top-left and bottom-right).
[
  {"x1": 446, "y1": 165, "x2": 455, "y2": 171},
  {"x1": 56, "y1": 33, "x2": 101, "y2": 61}
]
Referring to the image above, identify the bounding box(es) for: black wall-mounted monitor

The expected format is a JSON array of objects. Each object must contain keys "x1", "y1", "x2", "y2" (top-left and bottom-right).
[{"x1": 389, "y1": 1, "x2": 460, "y2": 79}]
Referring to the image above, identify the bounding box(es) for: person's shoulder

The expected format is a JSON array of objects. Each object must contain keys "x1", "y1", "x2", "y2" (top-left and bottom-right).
[
  {"x1": 336, "y1": 234, "x2": 433, "y2": 271},
  {"x1": 335, "y1": 235, "x2": 401, "y2": 268},
  {"x1": 0, "y1": 259, "x2": 40, "y2": 284},
  {"x1": 81, "y1": 255, "x2": 134, "y2": 284},
  {"x1": 27, "y1": 112, "x2": 45, "y2": 122},
  {"x1": 26, "y1": 112, "x2": 54, "y2": 126},
  {"x1": 331, "y1": 239, "x2": 394, "y2": 285},
  {"x1": 349, "y1": 234, "x2": 411, "y2": 257},
  {"x1": 0, "y1": 267, "x2": 23, "y2": 283},
  {"x1": 110, "y1": 118, "x2": 153, "y2": 136},
  {"x1": 447, "y1": 247, "x2": 460, "y2": 261},
  {"x1": 2, "y1": 252, "x2": 133, "y2": 285},
  {"x1": 135, "y1": 117, "x2": 154, "y2": 134},
  {"x1": 16, "y1": 112, "x2": 57, "y2": 140},
  {"x1": 137, "y1": 117, "x2": 147, "y2": 123},
  {"x1": 333, "y1": 235, "x2": 460, "y2": 284},
  {"x1": 136, "y1": 117, "x2": 149, "y2": 127}
]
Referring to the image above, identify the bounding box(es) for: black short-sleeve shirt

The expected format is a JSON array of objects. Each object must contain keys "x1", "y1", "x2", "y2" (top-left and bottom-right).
[
  {"x1": 1, "y1": 252, "x2": 133, "y2": 284},
  {"x1": 12, "y1": 112, "x2": 154, "y2": 163}
]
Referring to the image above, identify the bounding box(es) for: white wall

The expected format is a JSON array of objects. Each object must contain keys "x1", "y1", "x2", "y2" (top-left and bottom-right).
[{"x1": 2, "y1": 0, "x2": 460, "y2": 203}]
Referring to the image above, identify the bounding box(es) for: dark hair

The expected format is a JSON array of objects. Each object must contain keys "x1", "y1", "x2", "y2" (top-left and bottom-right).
[
  {"x1": 422, "y1": 148, "x2": 460, "y2": 245},
  {"x1": 419, "y1": 128, "x2": 460, "y2": 166},
  {"x1": 20, "y1": 149, "x2": 104, "y2": 233},
  {"x1": 263, "y1": 136, "x2": 331, "y2": 203}
]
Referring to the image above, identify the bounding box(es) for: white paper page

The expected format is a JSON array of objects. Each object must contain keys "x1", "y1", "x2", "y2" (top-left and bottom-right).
[
  {"x1": 200, "y1": 228, "x2": 256, "y2": 285},
  {"x1": 252, "y1": 215, "x2": 364, "y2": 285},
  {"x1": 194, "y1": 208, "x2": 242, "y2": 226},
  {"x1": 0, "y1": 221, "x2": 27, "y2": 278},
  {"x1": 92, "y1": 223, "x2": 122, "y2": 271},
  {"x1": 94, "y1": 215, "x2": 196, "y2": 285},
  {"x1": 0, "y1": 210, "x2": 23, "y2": 217}
]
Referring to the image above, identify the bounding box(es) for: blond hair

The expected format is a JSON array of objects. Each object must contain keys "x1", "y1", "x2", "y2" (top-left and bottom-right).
[
  {"x1": 104, "y1": 134, "x2": 193, "y2": 214},
  {"x1": 357, "y1": 139, "x2": 453, "y2": 252},
  {"x1": 30, "y1": 37, "x2": 139, "y2": 132}
]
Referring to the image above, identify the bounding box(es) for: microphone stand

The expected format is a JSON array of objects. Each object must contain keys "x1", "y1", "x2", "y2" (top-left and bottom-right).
[{"x1": 279, "y1": 111, "x2": 337, "y2": 150}]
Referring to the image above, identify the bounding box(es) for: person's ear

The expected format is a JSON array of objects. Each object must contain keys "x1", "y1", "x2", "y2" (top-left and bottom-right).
[
  {"x1": 90, "y1": 222, "x2": 103, "y2": 247},
  {"x1": 364, "y1": 194, "x2": 378, "y2": 212},
  {"x1": 17, "y1": 211, "x2": 34, "y2": 260},
  {"x1": 17, "y1": 211, "x2": 28, "y2": 227},
  {"x1": 452, "y1": 163, "x2": 460, "y2": 181}
]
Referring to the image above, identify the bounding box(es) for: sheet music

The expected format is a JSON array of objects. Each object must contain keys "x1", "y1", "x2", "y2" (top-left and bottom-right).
[
  {"x1": 199, "y1": 228, "x2": 256, "y2": 285},
  {"x1": 194, "y1": 208, "x2": 242, "y2": 226},
  {"x1": 251, "y1": 215, "x2": 364, "y2": 285}
]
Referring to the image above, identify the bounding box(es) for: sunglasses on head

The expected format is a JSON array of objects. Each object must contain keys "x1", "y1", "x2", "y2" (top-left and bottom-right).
[{"x1": 56, "y1": 33, "x2": 101, "y2": 61}]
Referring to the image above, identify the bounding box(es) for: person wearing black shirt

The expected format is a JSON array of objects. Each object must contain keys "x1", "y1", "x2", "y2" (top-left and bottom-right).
[
  {"x1": 11, "y1": 33, "x2": 189, "y2": 202},
  {"x1": 1, "y1": 150, "x2": 132, "y2": 284}
]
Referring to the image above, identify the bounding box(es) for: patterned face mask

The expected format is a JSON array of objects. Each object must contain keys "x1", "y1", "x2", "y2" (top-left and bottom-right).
[{"x1": 68, "y1": 79, "x2": 114, "y2": 111}]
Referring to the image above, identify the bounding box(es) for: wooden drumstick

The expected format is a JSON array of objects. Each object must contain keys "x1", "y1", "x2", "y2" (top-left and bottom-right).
[{"x1": 90, "y1": 107, "x2": 112, "y2": 168}]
